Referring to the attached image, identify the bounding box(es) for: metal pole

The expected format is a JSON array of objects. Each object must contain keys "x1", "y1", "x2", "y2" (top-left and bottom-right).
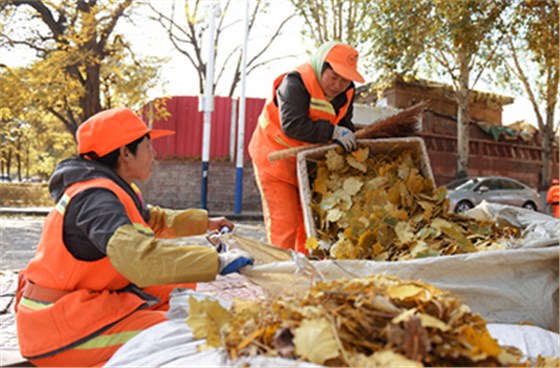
[
  {"x1": 200, "y1": 1, "x2": 218, "y2": 210},
  {"x1": 229, "y1": 98, "x2": 237, "y2": 162},
  {"x1": 234, "y1": 0, "x2": 250, "y2": 214}
]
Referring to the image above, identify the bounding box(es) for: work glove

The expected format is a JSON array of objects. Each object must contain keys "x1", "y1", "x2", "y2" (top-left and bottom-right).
[
  {"x1": 218, "y1": 249, "x2": 254, "y2": 275},
  {"x1": 331, "y1": 125, "x2": 357, "y2": 152},
  {"x1": 206, "y1": 226, "x2": 231, "y2": 253}
]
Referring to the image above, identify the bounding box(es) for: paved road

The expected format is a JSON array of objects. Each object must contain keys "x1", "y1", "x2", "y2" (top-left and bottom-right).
[
  {"x1": 0, "y1": 214, "x2": 266, "y2": 354},
  {"x1": 1, "y1": 215, "x2": 266, "y2": 271}
]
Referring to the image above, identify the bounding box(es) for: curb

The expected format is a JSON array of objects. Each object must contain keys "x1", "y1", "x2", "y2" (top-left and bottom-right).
[{"x1": 0, "y1": 207, "x2": 263, "y2": 222}]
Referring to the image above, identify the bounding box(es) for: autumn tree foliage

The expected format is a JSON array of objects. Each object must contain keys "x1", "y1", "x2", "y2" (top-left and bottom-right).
[
  {"x1": 0, "y1": 0, "x2": 162, "y2": 137},
  {"x1": 363, "y1": 0, "x2": 509, "y2": 179},
  {"x1": 500, "y1": 0, "x2": 559, "y2": 189},
  {"x1": 0, "y1": 0, "x2": 165, "y2": 178},
  {"x1": 289, "y1": 0, "x2": 371, "y2": 46}
]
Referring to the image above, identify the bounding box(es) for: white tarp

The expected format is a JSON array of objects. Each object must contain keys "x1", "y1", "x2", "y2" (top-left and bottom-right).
[
  {"x1": 237, "y1": 203, "x2": 559, "y2": 331},
  {"x1": 105, "y1": 290, "x2": 560, "y2": 368},
  {"x1": 106, "y1": 203, "x2": 559, "y2": 366},
  {"x1": 106, "y1": 290, "x2": 559, "y2": 367},
  {"x1": 106, "y1": 290, "x2": 321, "y2": 367}
]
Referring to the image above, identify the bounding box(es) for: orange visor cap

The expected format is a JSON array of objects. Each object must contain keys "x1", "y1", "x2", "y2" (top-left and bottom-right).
[
  {"x1": 77, "y1": 107, "x2": 175, "y2": 157},
  {"x1": 325, "y1": 43, "x2": 365, "y2": 83}
]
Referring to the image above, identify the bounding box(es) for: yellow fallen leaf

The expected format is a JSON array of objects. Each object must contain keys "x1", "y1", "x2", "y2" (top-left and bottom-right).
[
  {"x1": 306, "y1": 236, "x2": 319, "y2": 250},
  {"x1": 343, "y1": 177, "x2": 363, "y2": 196},
  {"x1": 395, "y1": 221, "x2": 415, "y2": 244},
  {"x1": 293, "y1": 318, "x2": 340, "y2": 365},
  {"x1": 326, "y1": 208, "x2": 343, "y2": 223},
  {"x1": 186, "y1": 296, "x2": 231, "y2": 348},
  {"x1": 387, "y1": 284, "x2": 424, "y2": 300},
  {"x1": 352, "y1": 350, "x2": 423, "y2": 368},
  {"x1": 351, "y1": 147, "x2": 369, "y2": 162},
  {"x1": 417, "y1": 313, "x2": 450, "y2": 331},
  {"x1": 392, "y1": 307, "x2": 417, "y2": 324},
  {"x1": 461, "y1": 325, "x2": 502, "y2": 357}
]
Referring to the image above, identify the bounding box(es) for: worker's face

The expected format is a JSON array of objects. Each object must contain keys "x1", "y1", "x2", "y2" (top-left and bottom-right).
[
  {"x1": 319, "y1": 67, "x2": 352, "y2": 98},
  {"x1": 127, "y1": 136, "x2": 156, "y2": 181}
]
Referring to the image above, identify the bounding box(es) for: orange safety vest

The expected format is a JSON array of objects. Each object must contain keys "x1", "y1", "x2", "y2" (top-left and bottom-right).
[
  {"x1": 16, "y1": 178, "x2": 155, "y2": 359},
  {"x1": 249, "y1": 62, "x2": 354, "y2": 185}
]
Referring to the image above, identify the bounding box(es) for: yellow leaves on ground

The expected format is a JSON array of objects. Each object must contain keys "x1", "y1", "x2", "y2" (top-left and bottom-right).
[
  {"x1": 387, "y1": 283, "x2": 427, "y2": 301},
  {"x1": 308, "y1": 147, "x2": 521, "y2": 260},
  {"x1": 293, "y1": 318, "x2": 340, "y2": 365},
  {"x1": 217, "y1": 274, "x2": 524, "y2": 367},
  {"x1": 460, "y1": 325, "x2": 502, "y2": 356},
  {"x1": 351, "y1": 350, "x2": 423, "y2": 368},
  {"x1": 305, "y1": 236, "x2": 319, "y2": 250},
  {"x1": 186, "y1": 296, "x2": 231, "y2": 348}
]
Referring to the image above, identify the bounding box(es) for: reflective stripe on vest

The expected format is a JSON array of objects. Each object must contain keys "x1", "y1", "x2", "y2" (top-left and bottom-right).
[
  {"x1": 256, "y1": 62, "x2": 354, "y2": 150},
  {"x1": 17, "y1": 178, "x2": 150, "y2": 359},
  {"x1": 19, "y1": 297, "x2": 52, "y2": 310},
  {"x1": 74, "y1": 330, "x2": 142, "y2": 350}
]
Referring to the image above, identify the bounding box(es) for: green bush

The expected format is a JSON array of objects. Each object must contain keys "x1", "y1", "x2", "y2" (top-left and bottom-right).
[{"x1": 0, "y1": 183, "x2": 53, "y2": 207}]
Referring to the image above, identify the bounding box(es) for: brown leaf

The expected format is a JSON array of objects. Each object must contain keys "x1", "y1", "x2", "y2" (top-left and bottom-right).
[{"x1": 403, "y1": 316, "x2": 431, "y2": 361}]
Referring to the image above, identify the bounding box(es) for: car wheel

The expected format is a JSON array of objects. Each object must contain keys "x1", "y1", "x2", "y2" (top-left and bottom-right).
[
  {"x1": 455, "y1": 200, "x2": 474, "y2": 213},
  {"x1": 522, "y1": 202, "x2": 537, "y2": 211}
]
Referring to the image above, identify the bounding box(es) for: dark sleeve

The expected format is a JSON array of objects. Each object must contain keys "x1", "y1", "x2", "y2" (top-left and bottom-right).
[
  {"x1": 63, "y1": 188, "x2": 132, "y2": 261},
  {"x1": 336, "y1": 92, "x2": 355, "y2": 132},
  {"x1": 276, "y1": 73, "x2": 335, "y2": 143}
]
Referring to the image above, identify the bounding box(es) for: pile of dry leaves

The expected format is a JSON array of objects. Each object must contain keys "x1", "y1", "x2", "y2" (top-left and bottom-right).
[
  {"x1": 306, "y1": 147, "x2": 521, "y2": 260},
  {"x1": 187, "y1": 274, "x2": 529, "y2": 367}
]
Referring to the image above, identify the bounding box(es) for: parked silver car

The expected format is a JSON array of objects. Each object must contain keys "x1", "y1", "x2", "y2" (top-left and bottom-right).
[{"x1": 446, "y1": 176, "x2": 541, "y2": 213}]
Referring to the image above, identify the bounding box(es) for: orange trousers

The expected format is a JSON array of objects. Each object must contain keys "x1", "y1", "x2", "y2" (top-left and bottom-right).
[
  {"x1": 253, "y1": 163, "x2": 307, "y2": 253},
  {"x1": 29, "y1": 283, "x2": 194, "y2": 367}
]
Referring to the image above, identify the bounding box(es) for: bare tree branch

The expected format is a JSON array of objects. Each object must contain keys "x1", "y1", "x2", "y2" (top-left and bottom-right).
[
  {"x1": 97, "y1": 0, "x2": 133, "y2": 51},
  {"x1": 505, "y1": 34, "x2": 544, "y2": 129},
  {"x1": 246, "y1": 13, "x2": 295, "y2": 68}
]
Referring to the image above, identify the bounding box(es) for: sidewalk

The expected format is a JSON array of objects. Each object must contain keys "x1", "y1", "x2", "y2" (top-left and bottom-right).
[{"x1": 0, "y1": 207, "x2": 263, "y2": 221}]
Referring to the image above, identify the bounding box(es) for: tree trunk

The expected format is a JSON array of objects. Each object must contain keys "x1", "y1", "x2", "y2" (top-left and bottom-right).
[
  {"x1": 455, "y1": 52, "x2": 470, "y2": 179},
  {"x1": 81, "y1": 63, "x2": 102, "y2": 120},
  {"x1": 16, "y1": 137, "x2": 22, "y2": 181},
  {"x1": 539, "y1": 104, "x2": 557, "y2": 190}
]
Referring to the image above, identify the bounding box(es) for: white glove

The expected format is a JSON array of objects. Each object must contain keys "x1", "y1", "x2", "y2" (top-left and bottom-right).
[
  {"x1": 331, "y1": 125, "x2": 357, "y2": 151},
  {"x1": 218, "y1": 249, "x2": 254, "y2": 275}
]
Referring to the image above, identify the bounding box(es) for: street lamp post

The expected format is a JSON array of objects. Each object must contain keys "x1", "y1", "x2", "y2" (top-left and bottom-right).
[
  {"x1": 234, "y1": 0, "x2": 250, "y2": 214},
  {"x1": 199, "y1": 1, "x2": 219, "y2": 210}
]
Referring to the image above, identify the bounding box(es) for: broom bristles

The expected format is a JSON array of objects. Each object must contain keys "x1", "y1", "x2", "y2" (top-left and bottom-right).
[
  {"x1": 268, "y1": 101, "x2": 427, "y2": 162},
  {"x1": 355, "y1": 101, "x2": 426, "y2": 138}
]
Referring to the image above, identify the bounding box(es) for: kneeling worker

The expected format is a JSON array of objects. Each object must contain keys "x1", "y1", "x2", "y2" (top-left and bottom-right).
[{"x1": 15, "y1": 107, "x2": 253, "y2": 366}]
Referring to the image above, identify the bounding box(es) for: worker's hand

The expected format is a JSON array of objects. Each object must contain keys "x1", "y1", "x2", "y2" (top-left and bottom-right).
[
  {"x1": 206, "y1": 226, "x2": 231, "y2": 252},
  {"x1": 218, "y1": 249, "x2": 254, "y2": 275},
  {"x1": 331, "y1": 126, "x2": 357, "y2": 152},
  {"x1": 208, "y1": 217, "x2": 234, "y2": 232}
]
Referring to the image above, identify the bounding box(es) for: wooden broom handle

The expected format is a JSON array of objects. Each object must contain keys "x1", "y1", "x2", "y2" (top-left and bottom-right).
[{"x1": 267, "y1": 102, "x2": 426, "y2": 162}]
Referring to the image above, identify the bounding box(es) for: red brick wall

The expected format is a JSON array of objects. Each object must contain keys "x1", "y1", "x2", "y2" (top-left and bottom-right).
[
  {"x1": 137, "y1": 160, "x2": 262, "y2": 213},
  {"x1": 420, "y1": 111, "x2": 558, "y2": 191}
]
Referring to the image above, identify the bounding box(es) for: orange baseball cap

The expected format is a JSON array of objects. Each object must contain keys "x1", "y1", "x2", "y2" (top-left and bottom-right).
[
  {"x1": 325, "y1": 43, "x2": 365, "y2": 83},
  {"x1": 77, "y1": 107, "x2": 175, "y2": 157}
]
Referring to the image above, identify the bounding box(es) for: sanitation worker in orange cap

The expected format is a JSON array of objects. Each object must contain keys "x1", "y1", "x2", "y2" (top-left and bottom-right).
[
  {"x1": 15, "y1": 107, "x2": 253, "y2": 366},
  {"x1": 248, "y1": 41, "x2": 365, "y2": 253}
]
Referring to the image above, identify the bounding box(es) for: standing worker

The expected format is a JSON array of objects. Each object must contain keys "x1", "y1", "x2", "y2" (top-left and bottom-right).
[
  {"x1": 546, "y1": 178, "x2": 560, "y2": 218},
  {"x1": 15, "y1": 107, "x2": 253, "y2": 367},
  {"x1": 249, "y1": 41, "x2": 364, "y2": 253}
]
